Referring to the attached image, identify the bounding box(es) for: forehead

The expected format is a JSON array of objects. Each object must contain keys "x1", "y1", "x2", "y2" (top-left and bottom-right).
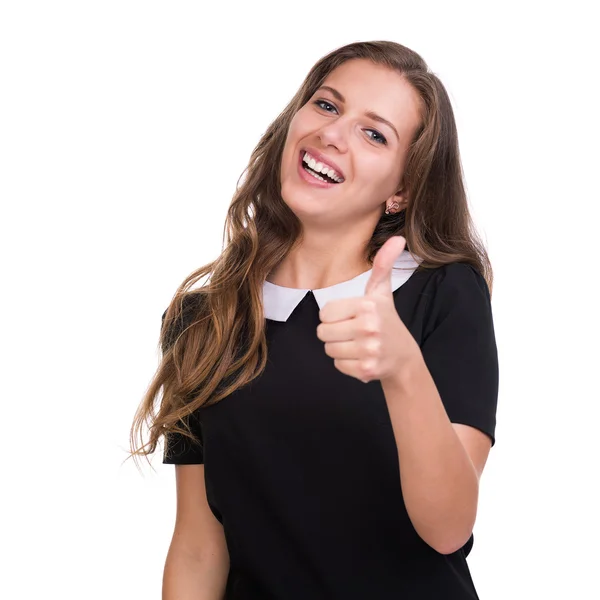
[{"x1": 319, "y1": 59, "x2": 422, "y2": 138}]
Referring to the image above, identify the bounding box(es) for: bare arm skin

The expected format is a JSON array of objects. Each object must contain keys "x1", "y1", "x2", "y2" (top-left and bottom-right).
[
  {"x1": 163, "y1": 465, "x2": 230, "y2": 600},
  {"x1": 382, "y1": 356, "x2": 492, "y2": 555}
]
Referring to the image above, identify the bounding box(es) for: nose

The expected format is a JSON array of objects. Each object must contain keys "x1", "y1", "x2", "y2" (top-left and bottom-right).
[{"x1": 317, "y1": 121, "x2": 348, "y2": 153}]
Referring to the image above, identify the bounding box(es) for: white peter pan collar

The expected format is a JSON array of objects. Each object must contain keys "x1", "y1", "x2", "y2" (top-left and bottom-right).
[{"x1": 262, "y1": 249, "x2": 423, "y2": 322}]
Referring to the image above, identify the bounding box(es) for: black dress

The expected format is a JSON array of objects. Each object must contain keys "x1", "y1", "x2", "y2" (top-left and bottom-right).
[{"x1": 163, "y1": 250, "x2": 499, "y2": 600}]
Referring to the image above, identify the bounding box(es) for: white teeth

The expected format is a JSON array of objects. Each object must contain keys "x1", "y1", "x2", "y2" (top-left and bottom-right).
[
  {"x1": 302, "y1": 151, "x2": 344, "y2": 182},
  {"x1": 307, "y1": 170, "x2": 326, "y2": 182}
]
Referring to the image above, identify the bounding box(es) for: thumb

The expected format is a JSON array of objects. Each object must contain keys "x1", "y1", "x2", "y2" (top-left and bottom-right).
[{"x1": 364, "y1": 236, "x2": 407, "y2": 297}]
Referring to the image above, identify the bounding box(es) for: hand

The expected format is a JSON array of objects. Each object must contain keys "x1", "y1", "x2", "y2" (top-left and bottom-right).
[{"x1": 316, "y1": 236, "x2": 421, "y2": 384}]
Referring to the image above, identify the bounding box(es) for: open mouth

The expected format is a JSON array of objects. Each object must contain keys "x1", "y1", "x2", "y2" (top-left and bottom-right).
[{"x1": 299, "y1": 151, "x2": 343, "y2": 184}]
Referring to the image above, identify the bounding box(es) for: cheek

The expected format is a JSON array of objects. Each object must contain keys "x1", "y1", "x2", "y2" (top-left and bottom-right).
[
  {"x1": 358, "y1": 159, "x2": 395, "y2": 192},
  {"x1": 282, "y1": 112, "x2": 317, "y2": 171},
  {"x1": 367, "y1": 152, "x2": 405, "y2": 191},
  {"x1": 292, "y1": 102, "x2": 332, "y2": 138},
  {"x1": 281, "y1": 125, "x2": 299, "y2": 171},
  {"x1": 282, "y1": 114, "x2": 305, "y2": 157}
]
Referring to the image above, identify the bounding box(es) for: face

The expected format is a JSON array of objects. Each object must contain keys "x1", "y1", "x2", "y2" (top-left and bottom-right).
[{"x1": 279, "y1": 59, "x2": 423, "y2": 226}]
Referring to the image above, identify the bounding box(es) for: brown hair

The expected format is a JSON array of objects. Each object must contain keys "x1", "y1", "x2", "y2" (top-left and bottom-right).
[{"x1": 128, "y1": 40, "x2": 493, "y2": 467}]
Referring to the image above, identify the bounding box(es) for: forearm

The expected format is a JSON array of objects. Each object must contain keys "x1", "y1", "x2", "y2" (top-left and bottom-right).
[
  {"x1": 381, "y1": 352, "x2": 479, "y2": 555},
  {"x1": 163, "y1": 544, "x2": 229, "y2": 600}
]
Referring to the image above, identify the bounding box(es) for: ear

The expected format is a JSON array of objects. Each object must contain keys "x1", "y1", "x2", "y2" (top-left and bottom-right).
[{"x1": 385, "y1": 186, "x2": 409, "y2": 212}]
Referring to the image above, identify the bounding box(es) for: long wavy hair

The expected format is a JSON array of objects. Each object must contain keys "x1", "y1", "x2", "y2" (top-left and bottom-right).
[{"x1": 128, "y1": 40, "x2": 493, "y2": 467}]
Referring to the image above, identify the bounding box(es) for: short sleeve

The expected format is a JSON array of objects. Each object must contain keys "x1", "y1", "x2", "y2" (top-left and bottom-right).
[
  {"x1": 160, "y1": 292, "x2": 203, "y2": 354},
  {"x1": 160, "y1": 298, "x2": 205, "y2": 465},
  {"x1": 420, "y1": 263, "x2": 499, "y2": 446},
  {"x1": 162, "y1": 409, "x2": 204, "y2": 465}
]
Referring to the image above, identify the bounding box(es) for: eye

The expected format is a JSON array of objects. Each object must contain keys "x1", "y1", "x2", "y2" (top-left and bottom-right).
[
  {"x1": 314, "y1": 99, "x2": 338, "y2": 113},
  {"x1": 365, "y1": 129, "x2": 388, "y2": 145},
  {"x1": 313, "y1": 99, "x2": 388, "y2": 146}
]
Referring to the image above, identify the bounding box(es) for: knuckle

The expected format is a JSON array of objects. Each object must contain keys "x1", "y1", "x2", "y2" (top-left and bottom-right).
[
  {"x1": 364, "y1": 339, "x2": 381, "y2": 357},
  {"x1": 360, "y1": 359, "x2": 376, "y2": 379},
  {"x1": 361, "y1": 315, "x2": 380, "y2": 336},
  {"x1": 361, "y1": 299, "x2": 377, "y2": 314}
]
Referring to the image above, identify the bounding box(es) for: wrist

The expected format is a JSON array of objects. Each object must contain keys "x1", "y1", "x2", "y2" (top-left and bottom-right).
[{"x1": 381, "y1": 348, "x2": 425, "y2": 393}]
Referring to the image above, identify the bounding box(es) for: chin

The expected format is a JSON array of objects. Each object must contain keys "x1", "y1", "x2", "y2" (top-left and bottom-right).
[{"x1": 281, "y1": 184, "x2": 327, "y2": 218}]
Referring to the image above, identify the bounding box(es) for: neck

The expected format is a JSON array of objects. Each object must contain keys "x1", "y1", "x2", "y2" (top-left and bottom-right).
[{"x1": 267, "y1": 230, "x2": 373, "y2": 290}]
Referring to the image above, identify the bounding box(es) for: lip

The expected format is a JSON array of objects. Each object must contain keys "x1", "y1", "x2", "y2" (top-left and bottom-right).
[
  {"x1": 301, "y1": 147, "x2": 345, "y2": 180},
  {"x1": 297, "y1": 151, "x2": 339, "y2": 189}
]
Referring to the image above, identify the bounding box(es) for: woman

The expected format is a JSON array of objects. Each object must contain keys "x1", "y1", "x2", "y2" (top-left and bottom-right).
[{"x1": 130, "y1": 40, "x2": 499, "y2": 599}]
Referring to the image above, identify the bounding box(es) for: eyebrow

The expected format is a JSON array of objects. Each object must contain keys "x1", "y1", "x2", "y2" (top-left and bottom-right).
[{"x1": 317, "y1": 85, "x2": 400, "y2": 142}]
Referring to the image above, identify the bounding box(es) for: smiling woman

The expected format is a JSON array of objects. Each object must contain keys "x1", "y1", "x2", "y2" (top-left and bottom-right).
[
  {"x1": 129, "y1": 40, "x2": 499, "y2": 600},
  {"x1": 279, "y1": 58, "x2": 423, "y2": 229}
]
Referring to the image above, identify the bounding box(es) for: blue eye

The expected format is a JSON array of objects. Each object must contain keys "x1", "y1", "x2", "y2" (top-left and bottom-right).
[
  {"x1": 313, "y1": 100, "x2": 388, "y2": 146},
  {"x1": 366, "y1": 130, "x2": 388, "y2": 145},
  {"x1": 314, "y1": 99, "x2": 337, "y2": 113}
]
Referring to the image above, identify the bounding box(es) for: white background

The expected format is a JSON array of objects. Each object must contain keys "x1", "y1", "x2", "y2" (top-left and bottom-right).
[{"x1": 1, "y1": 1, "x2": 599, "y2": 598}]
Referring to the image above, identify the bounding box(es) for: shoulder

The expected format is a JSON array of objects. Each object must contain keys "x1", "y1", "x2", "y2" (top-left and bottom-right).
[
  {"x1": 161, "y1": 291, "x2": 206, "y2": 350},
  {"x1": 428, "y1": 262, "x2": 489, "y2": 300},
  {"x1": 423, "y1": 262, "x2": 492, "y2": 327},
  {"x1": 162, "y1": 290, "x2": 206, "y2": 321}
]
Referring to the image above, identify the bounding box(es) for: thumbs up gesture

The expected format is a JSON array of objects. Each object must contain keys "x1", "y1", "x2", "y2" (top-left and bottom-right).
[{"x1": 316, "y1": 236, "x2": 421, "y2": 384}]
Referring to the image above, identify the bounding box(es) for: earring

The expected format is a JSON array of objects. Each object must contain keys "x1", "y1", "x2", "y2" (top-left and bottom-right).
[{"x1": 385, "y1": 201, "x2": 400, "y2": 215}]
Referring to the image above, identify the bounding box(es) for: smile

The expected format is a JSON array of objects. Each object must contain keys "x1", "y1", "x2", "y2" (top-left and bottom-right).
[{"x1": 297, "y1": 150, "x2": 345, "y2": 188}]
